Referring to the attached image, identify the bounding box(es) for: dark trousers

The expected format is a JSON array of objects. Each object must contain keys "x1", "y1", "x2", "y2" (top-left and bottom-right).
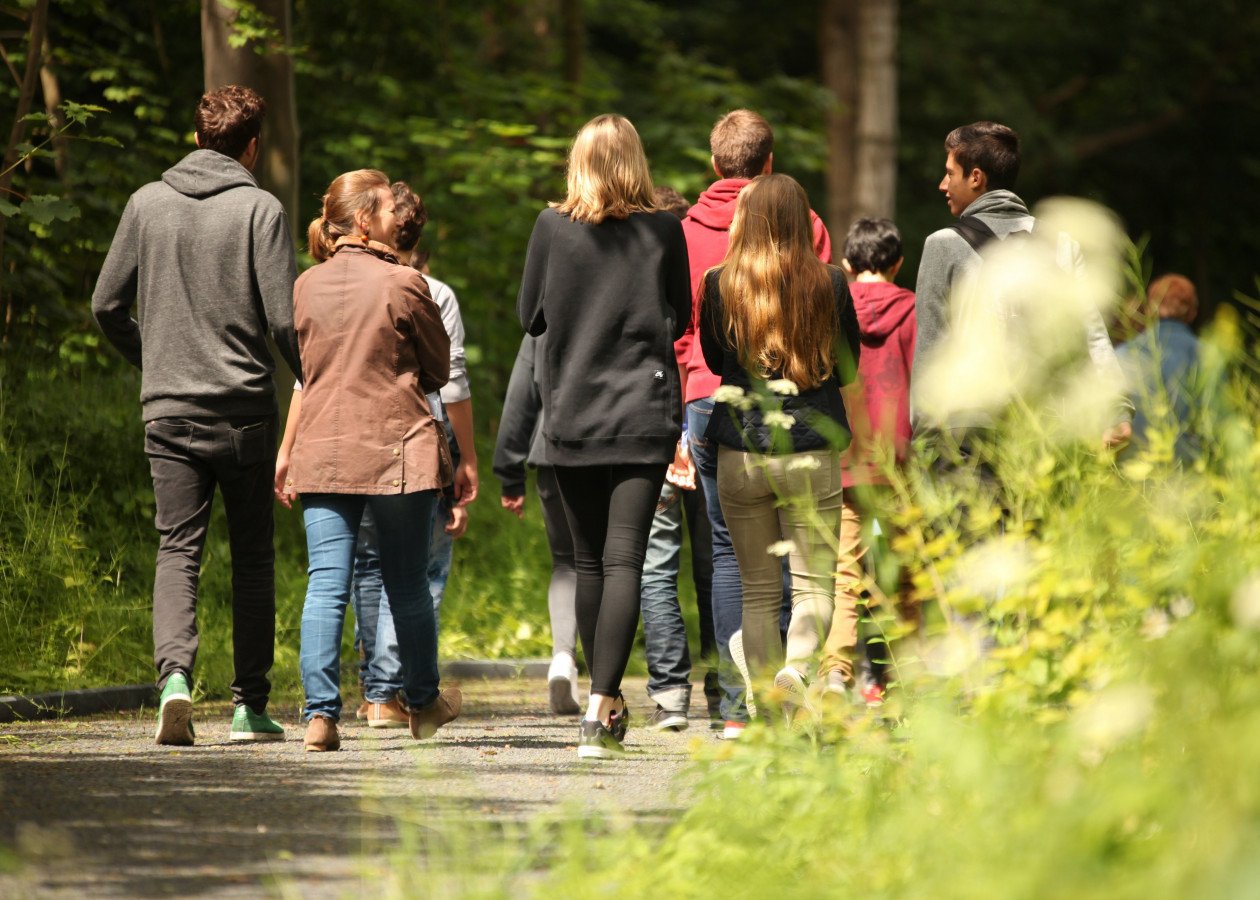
[
  {"x1": 553, "y1": 463, "x2": 668, "y2": 697},
  {"x1": 145, "y1": 415, "x2": 277, "y2": 711}
]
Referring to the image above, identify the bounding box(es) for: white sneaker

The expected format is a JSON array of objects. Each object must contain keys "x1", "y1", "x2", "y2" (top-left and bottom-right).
[
  {"x1": 821, "y1": 669, "x2": 850, "y2": 700},
  {"x1": 547, "y1": 653, "x2": 581, "y2": 715},
  {"x1": 728, "y1": 630, "x2": 757, "y2": 718},
  {"x1": 773, "y1": 666, "x2": 809, "y2": 719}
]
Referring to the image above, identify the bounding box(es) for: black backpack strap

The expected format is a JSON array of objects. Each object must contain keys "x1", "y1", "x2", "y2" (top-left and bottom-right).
[{"x1": 948, "y1": 215, "x2": 998, "y2": 253}]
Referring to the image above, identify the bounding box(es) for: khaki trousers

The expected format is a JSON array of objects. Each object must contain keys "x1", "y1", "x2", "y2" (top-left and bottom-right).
[{"x1": 717, "y1": 446, "x2": 860, "y2": 685}]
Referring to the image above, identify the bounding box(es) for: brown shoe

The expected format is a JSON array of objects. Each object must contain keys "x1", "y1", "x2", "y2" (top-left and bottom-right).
[
  {"x1": 409, "y1": 687, "x2": 462, "y2": 740},
  {"x1": 354, "y1": 701, "x2": 370, "y2": 721},
  {"x1": 366, "y1": 696, "x2": 410, "y2": 729},
  {"x1": 304, "y1": 715, "x2": 341, "y2": 752}
]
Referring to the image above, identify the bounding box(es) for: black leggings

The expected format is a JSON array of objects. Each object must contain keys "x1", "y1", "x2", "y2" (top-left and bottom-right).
[{"x1": 553, "y1": 463, "x2": 668, "y2": 697}]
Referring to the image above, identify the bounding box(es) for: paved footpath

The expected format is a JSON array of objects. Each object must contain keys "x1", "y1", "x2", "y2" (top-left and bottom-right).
[{"x1": 0, "y1": 677, "x2": 712, "y2": 898}]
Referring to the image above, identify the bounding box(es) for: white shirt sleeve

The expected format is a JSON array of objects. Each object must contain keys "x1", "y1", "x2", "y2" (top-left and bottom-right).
[{"x1": 424, "y1": 274, "x2": 472, "y2": 405}]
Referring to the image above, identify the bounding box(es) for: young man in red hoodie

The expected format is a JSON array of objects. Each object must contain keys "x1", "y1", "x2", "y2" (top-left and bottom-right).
[
  {"x1": 823, "y1": 217, "x2": 917, "y2": 704},
  {"x1": 677, "y1": 109, "x2": 831, "y2": 737}
]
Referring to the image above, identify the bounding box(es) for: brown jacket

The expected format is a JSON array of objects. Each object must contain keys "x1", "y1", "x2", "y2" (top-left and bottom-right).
[{"x1": 288, "y1": 242, "x2": 452, "y2": 494}]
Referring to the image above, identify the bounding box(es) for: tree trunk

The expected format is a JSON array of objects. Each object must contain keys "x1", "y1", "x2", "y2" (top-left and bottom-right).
[
  {"x1": 40, "y1": 38, "x2": 68, "y2": 181},
  {"x1": 853, "y1": 0, "x2": 898, "y2": 220},
  {"x1": 1, "y1": 0, "x2": 51, "y2": 345},
  {"x1": 821, "y1": 0, "x2": 857, "y2": 237},
  {"x1": 560, "y1": 0, "x2": 583, "y2": 86},
  {"x1": 822, "y1": 0, "x2": 899, "y2": 240},
  {"x1": 200, "y1": 0, "x2": 299, "y2": 240}
]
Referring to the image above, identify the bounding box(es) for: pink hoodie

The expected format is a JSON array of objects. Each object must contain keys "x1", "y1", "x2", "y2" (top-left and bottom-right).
[
  {"x1": 675, "y1": 178, "x2": 832, "y2": 403},
  {"x1": 842, "y1": 281, "x2": 916, "y2": 487}
]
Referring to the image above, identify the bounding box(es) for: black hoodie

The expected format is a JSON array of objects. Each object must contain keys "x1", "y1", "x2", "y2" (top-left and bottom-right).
[{"x1": 93, "y1": 149, "x2": 302, "y2": 419}]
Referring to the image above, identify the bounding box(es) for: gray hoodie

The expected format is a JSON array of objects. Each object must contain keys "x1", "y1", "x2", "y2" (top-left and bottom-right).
[
  {"x1": 912, "y1": 189, "x2": 1126, "y2": 429},
  {"x1": 92, "y1": 149, "x2": 302, "y2": 420}
]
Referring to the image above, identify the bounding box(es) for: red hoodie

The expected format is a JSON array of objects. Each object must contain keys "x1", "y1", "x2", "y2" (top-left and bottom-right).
[
  {"x1": 842, "y1": 281, "x2": 916, "y2": 487},
  {"x1": 675, "y1": 178, "x2": 832, "y2": 403}
]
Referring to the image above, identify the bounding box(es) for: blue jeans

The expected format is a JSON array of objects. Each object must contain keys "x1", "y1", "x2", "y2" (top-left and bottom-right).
[
  {"x1": 354, "y1": 395, "x2": 456, "y2": 698},
  {"x1": 640, "y1": 481, "x2": 717, "y2": 711},
  {"x1": 300, "y1": 491, "x2": 438, "y2": 720},
  {"x1": 353, "y1": 489, "x2": 454, "y2": 702},
  {"x1": 688, "y1": 399, "x2": 747, "y2": 721}
]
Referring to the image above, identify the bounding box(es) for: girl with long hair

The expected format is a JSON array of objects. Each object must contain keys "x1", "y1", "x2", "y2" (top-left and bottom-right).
[
  {"x1": 281, "y1": 169, "x2": 462, "y2": 751},
  {"x1": 699, "y1": 173, "x2": 861, "y2": 715},
  {"x1": 517, "y1": 114, "x2": 691, "y2": 758}
]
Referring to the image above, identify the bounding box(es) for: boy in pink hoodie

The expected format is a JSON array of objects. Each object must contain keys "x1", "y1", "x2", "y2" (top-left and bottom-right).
[
  {"x1": 823, "y1": 217, "x2": 918, "y2": 703},
  {"x1": 676, "y1": 109, "x2": 831, "y2": 735}
]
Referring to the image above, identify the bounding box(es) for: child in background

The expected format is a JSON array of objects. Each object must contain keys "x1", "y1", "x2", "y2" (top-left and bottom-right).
[{"x1": 824, "y1": 217, "x2": 918, "y2": 704}]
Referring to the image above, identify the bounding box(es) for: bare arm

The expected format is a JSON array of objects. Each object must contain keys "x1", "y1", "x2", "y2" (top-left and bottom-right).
[
  {"x1": 444, "y1": 397, "x2": 478, "y2": 506},
  {"x1": 274, "y1": 387, "x2": 303, "y2": 509}
]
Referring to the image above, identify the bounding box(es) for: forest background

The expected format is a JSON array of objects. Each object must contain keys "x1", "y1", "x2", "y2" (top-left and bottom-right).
[{"x1": 2, "y1": 0, "x2": 1259, "y2": 696}]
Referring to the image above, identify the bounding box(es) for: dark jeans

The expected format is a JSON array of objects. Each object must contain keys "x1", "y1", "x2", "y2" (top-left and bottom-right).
[
  {"x1": 145, "y1": 414, "x2": 277, "y2": 711},
  {"x1": 640, "y1": 480, "x2": 718, "y2": 710},
  {"x1": 553, "y1": 463, "x2": 668, "y2": 697}
]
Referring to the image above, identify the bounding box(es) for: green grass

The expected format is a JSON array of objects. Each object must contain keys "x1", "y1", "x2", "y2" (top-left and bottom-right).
[{"x1": 0, "y1": 348, "x2": 567, "y2": 697}]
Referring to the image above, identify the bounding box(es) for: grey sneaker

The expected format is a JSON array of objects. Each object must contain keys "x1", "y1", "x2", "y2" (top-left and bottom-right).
[
  {"x1": 155, "y1": 672, "x2": 194, "y2": 746},
  {"x1": 645, "y1": 705, "x2": 688, "y2": 731},
  {"x1": 577, "y1": 719, "x2": 625, "y2": 760}
]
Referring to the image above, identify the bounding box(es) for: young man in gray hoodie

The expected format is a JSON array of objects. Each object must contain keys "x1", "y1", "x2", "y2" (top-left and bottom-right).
[
  {"x1": 912, "y1": 121, "x2": 1130, "y2": 447},
  {"x1": 93, "y1": 85, "x2": 303, "y2": 746}
]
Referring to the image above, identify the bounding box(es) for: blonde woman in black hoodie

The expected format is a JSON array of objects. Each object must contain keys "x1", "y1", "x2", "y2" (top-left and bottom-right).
[{"x1": 517, "y1": 114, "x2": 691, "y2": 759}]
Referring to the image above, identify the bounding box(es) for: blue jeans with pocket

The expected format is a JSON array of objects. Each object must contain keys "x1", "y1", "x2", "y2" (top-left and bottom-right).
[{"x1": 300, "y1": 491, "x2": 438, "y2": 720}]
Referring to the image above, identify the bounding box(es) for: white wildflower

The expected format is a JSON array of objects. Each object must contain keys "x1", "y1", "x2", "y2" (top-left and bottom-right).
[
  {"x1": 713, "y1": 384, "x2": 753, "y2": 411},
  {"x1": 1072, "y1": 683, "x2": 1154, "y2": 752},
  {"x1": 951, "y1": 537, "x2": 1033, "y2": 600},
  {"x1": 766, "y1": 540, "x2": 797, "y2": 558},
  {"x1": 765, "y1": 378, "x2": 800, "y2": 396},
  {"x1": 1169, "y1": 596, "x2": 1195, "y2": 620},
  {"x1": 1230, "y1": 574, "x2": 1260, "y2": 630},
  {"x1": 1139, "y1": 609, "x2": 1170, "y2": 641},
  {"x1": 762, "y1": 410, "x2": 795, "y2": 430},
  {"x1": 786, "y1": 455, "x2": 821, "y2": 472}
]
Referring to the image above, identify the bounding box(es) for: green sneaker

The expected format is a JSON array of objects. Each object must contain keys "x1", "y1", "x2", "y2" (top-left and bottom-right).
[
  {"x1": 229, "y1": 705, "x2": 285, "y2": 742},
  {"x1": 155, "y1": 672, "x2": 194, "y2": 746}
]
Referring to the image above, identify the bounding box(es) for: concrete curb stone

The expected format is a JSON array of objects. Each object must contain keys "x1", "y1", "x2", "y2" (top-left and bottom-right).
[{"x1": 0, "y1": 659, "x2": 553, "y2": 722}]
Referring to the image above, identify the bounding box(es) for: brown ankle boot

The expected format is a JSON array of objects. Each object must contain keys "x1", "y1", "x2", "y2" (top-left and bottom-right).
[
  {"x1": 304, "y1": 715, "x2": 340, "y2": 752},
  {"x1": 409, "y1": 687, "x2": 462, "y2": 740},
  {"x1": 367, "y1": 696, "x2": 410, "y2": 729}
]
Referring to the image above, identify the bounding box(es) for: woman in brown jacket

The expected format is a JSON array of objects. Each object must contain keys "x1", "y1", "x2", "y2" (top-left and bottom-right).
[{"x1": 281, "y1": 169, "x2": 462, "y2": 751}]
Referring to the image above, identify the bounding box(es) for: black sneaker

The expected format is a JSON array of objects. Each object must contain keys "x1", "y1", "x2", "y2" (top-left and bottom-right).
[
  {"x1": 645, "y1": 705, "x2": 688, "y2": 731},
  {"x1": 577, "y1": 719, "x2": 625, "y2": 760},
  {"x1": 608, "y1": 698, "x2": 630, "y2": 742}
]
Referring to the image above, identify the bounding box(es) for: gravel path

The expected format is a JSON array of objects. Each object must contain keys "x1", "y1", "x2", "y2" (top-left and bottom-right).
[{"x1": 0, "y1": 677, "x2": 713, "y2": 897}]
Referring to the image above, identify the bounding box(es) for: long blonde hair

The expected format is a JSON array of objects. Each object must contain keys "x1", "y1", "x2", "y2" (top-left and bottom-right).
[
  {"x1": 716, "y1": 174, "x2": 837, "y2": 388},
  {"x1": 551, "y1": 114, "x2": 656, "y2": 224},
  {"x1": 307, "y1": 169, "x2": 390, "y2": 261}
]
